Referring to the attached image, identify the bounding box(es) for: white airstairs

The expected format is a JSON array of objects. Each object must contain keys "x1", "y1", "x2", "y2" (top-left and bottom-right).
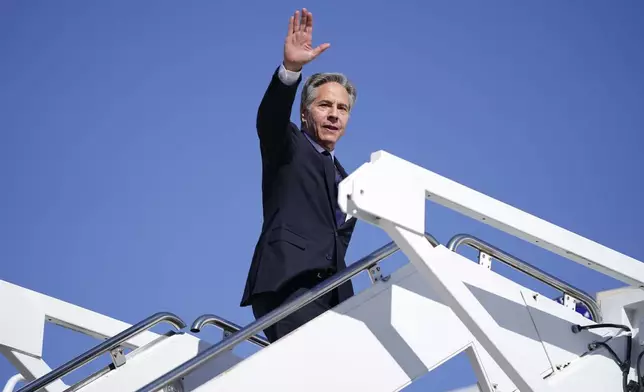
[{"x1": 3, "y1": 150, "x2": 644, "y2": 392}]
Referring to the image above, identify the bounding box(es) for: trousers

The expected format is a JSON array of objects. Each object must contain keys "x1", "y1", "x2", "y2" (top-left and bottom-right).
[{"x1": 251, "y1": 270, "x2": 339, "y2": 343}]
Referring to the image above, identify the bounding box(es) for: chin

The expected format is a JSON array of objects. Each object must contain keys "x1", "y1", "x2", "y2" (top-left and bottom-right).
[{"x1": 319, "y1": 130, "x2": 342, "y2": 142}]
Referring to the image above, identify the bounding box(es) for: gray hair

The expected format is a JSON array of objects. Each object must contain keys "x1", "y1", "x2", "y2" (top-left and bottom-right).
[{"x1": 300, "y1": 72, "x2": 357, "y2": 114}]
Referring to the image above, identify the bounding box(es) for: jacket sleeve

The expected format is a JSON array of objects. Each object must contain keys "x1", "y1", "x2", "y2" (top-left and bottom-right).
[{"x1": 256, "y1": 66, "x2": 303, "y2": 160}]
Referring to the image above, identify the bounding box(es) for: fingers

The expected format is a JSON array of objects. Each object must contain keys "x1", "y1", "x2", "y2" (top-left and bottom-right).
[
  {"x1": 287, "y1": 9, "x2": 314, "y2": 37},
  {"x1": 287, "y1": 15, "x2": 294, "y2": 36},
  {"x1": 304, "y1": 8, "x2": 313, "y2": 33},
  {"x1": 293, "y1": 10, "x2": 300, "y2": 33},
  {"x1": 291, "y1": 8, "x2": 312, "y2": 33},
  {"x1": 311, "y1": 43, "x2": 330, "y2": 58}
]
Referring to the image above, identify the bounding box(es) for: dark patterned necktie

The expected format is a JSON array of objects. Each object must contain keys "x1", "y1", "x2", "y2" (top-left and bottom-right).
[{"x1": 322, "y1": 150, "x2": 346, "y2": 227}]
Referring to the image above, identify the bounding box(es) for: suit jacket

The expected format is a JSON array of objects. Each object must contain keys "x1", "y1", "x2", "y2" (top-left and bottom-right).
[{"x1": 240, "y1": 67, "x2": 357, "y2": 307}]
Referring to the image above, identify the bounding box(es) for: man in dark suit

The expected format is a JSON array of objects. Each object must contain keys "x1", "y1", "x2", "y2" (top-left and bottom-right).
[{"x1": 240, "y1": 8, "x2": 358, "y2": 343}]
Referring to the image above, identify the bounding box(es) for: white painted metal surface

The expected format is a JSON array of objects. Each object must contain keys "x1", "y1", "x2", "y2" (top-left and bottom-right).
[
  {"x1": 73, "y1": 333, "x2": 243, "y2": 392},
  {"x1": 0, "y1": 279, "x2": 244, "y2": 392},
  {"x1": 2, "y1": 150, "x2": 642, "y2": 392},
  {"x1": 180, "y1": 253, "x2": 617, "y2": 392},
  {"x1": 338, "y1": 150, "x2": 643, "y2": 391},
  {"x1": 340, "y1": 150, "x2": 644, "y2": 288}
]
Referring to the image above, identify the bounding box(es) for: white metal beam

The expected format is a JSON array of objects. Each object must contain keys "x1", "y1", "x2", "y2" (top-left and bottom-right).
[
  {"x1": 0, "y1": 348, "x2": 67, "y2": 392},
  {"x1": 337, "y1": 150, "x2": 644, "y2": 391},
  {"x1": 384, "y1": 226, "x2": 548, "y2": 392},
  {"x1": 0, "y1": 279, "x2": 159, "y2": 354},
  {"x1": 340, "y1": 150, "x2": 644, "y2": 288},
  {"x1": 0, "y1": 279, "x2": 166, "y2": 391}
]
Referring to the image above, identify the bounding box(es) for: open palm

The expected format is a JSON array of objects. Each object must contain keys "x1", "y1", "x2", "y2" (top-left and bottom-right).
[{"x1": 283, "y1": 9, "x2": 330, "y2": 71}]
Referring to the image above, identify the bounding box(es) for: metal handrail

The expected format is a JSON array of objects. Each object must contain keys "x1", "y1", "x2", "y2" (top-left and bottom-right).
[
  {"x1": 447, "y1": 234, "x2": 602, "y2": 322},
  {"x1": 3, "y1": 374, "x2": 24, "y2": 392},
  {"x1": 17, "y1": 312, "x2": 186, "y2": 392},
  {"x1": 185, "y1": 233, "x2": 440, "y2": 351},
  {"x1": 424, "y1": 232, "x2": 440, "y2": 247},
  {"x1": 191, "y1": 314, "x2": 270, "y2": 348},
  {"x1": 135, "y1": 233, "x2": 439, "y2": 392}
]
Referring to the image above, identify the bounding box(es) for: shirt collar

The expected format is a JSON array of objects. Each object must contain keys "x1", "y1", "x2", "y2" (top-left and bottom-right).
[{"x1": 302, "y1": 129, "x2": 334, "y2": 159}]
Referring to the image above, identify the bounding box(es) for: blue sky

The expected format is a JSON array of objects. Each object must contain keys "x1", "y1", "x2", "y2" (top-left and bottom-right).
[{"x1": 1, "y1": 1, "x2": 643, "y2": 390}]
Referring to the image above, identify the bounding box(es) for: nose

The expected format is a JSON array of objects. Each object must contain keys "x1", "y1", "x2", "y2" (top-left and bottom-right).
[{"x1": 328, "y1": 105, "x2": 339, "y2": 121}]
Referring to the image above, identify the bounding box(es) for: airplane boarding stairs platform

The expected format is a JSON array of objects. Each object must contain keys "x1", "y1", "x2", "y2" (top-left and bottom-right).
[{"x1": 3, "y1": 150, "x2": 644, "y2": 392}]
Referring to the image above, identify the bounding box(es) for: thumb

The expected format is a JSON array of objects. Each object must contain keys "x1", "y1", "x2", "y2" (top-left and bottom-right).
[{"x1": 311, "y1": 43, "x2": 330, "y2": 58}]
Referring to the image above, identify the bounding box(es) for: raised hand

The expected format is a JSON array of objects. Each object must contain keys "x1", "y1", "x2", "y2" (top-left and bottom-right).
[{"x1": 283, "y1": 9, "x2": 330, "y2": 72}]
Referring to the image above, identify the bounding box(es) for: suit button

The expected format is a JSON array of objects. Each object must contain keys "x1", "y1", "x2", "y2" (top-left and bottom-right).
[{"x1": 326, "y1": 254, "x2": 332, "y2": 260}]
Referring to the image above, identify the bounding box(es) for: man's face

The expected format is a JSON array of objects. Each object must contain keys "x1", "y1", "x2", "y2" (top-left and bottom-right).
[{"x1": 302, "y1": 82, "x2": 351, "y2": 151}]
